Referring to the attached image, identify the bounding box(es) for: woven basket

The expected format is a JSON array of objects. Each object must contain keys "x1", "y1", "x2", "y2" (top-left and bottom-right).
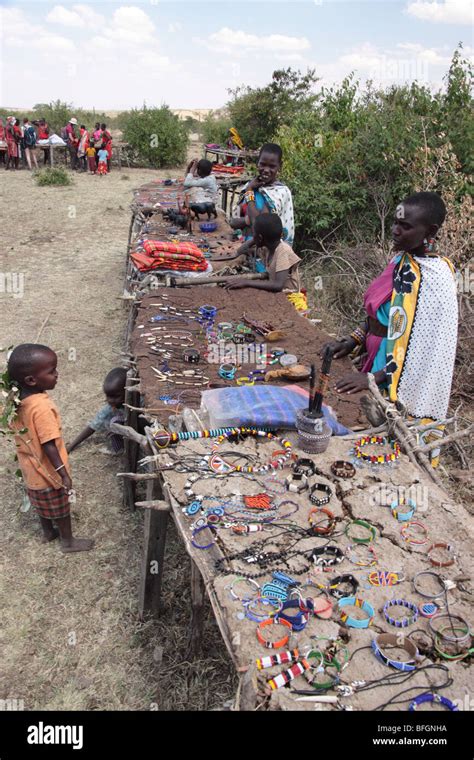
[{"x1": 296, "y1": 410, "x2": 332, "y2": 454}]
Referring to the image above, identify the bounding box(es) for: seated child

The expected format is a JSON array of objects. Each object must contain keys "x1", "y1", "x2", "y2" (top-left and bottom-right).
[
  {"x1": 67, "y1": 368, "x2": 127, "y2": 455},
  {"x1": 183, "y1": 158, "x2": 218, "y2": 216},
  {"x1": 226, "y1": 213, "x2": 301, "y2": 293},
  {"x1": 7, "y1": 344, "x2": 94, "y2": 553}
]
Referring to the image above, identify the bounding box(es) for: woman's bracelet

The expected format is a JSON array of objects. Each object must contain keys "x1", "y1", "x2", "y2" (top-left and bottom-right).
[{"x1": 349, "y1": 327, "x2": 366, "y2": 346}]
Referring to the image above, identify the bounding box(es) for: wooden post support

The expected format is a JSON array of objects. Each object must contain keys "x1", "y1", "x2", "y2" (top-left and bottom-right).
[
  {"x1": 186, "y1": 560, "x2": 205, "y2": 658},
  {"x1": 138, "y1": 471, "x2": 169, "y2": 619},
  {"x1": 122, "y1": 367, "x2": 141, "y2": 510}
]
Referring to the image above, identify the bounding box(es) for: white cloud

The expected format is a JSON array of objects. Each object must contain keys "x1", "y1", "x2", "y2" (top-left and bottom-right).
[
  {"x1": 73, "y1": 4, "x2": 106, "y2": 28},
  {"x1": 406, "y1": 0, "x2": 473, "y2": 25},
  {"x1": 168, "y1": 22, "x2": 182, "y2": 33},
  {"x1": 47, "y1": 5, "x2": 85, "y2": 27},
  {"x1": 207, "y1": 27, "x2": 310, "y2": 55},
  {"x1": 105, "y1": 6, "x2": 155, "y2": 45},
  {"x1": 33, "y1": 35, "x2": 77, "y2": 53}
]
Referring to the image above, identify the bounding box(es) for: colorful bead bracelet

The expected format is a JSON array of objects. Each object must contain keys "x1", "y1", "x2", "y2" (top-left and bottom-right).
[
  {"x1": 427, "y1": 542, "x2": 456, "y2": 568},
  {"x1": 371, "y1": 633, "x2": 420, "y2": 672},
  {"x1": 304, "y1": 650, "x2": 341, "y2": 691},
  {"x1": 368, "y1": 570, "x2": 405, "y2": 587},
  {"x1": 345, "y1": 519, "x2": 377, "y2": 544},
  {"x1": 210, "y1": 429, "x2": 293, "y2": 473},
  {"x1": 409, "y1": 693, "x2": 458, "y2": 711},
  {"x1": 256, "y1": 649, "x2": 300, "y2": 670},
  {"x1": 401, "y1": 520, "x2": 428, "y2": 545},
  {"x1": 390, "y1": 497, "x2": 416, "y2": 522},
  {"x1": 268, "y1": 659, "x2": 311, "y2": 691},
  {"x1": 228, "y1": 577, "x2": 260, "y2": 603},
  {"x1": 330, "y1": 460, "x2": 356, "y2": 479},
  {"x1": 308, "y1": 507, "x2": 337, "y2": 536},
  {"x1": 346, "y1": 544, "x2": 378, "y2": 567},
  {"x1": 309, "y1": 482, "x2": 332, "y2": 507},
  {"x1": 338, "y1": 597, "x2": 375, "y2": 628},
  {"x1": 317, "y1": 574, "x2": 359, "y2": 600},
  {"x1": 383, "y1": 599, "x2": 419, "y2": 628},
  {"x1": 245, "y1": 596, "x2": 283, "y2": 622},
  {"x1": 153, "y1": 425, "x2": 271, "y2": 448},
  {"x1": 256, "y1": 618, "x2": 292, "y2": 649},
  {"x1": 353, "y1": 435, "x2": 401, "y2": 464}
]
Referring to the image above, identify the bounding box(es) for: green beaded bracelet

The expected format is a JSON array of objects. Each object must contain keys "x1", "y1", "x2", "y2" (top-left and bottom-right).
[{"x1": 345, "y1": 519, "x2": 377, "y2": 544}]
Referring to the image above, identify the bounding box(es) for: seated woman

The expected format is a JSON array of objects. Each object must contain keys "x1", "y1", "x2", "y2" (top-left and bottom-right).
[
  {"x1": 323, "y1": 191, "x2": 458, "y2": 465},
  {"x1": 230, "y1": 143, "x2": 294, "y2": 246}
]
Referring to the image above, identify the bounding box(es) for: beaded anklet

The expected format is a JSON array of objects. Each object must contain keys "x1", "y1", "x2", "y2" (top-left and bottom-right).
[{"x1": 353, "y1": 436, "x2": 401, "y2": 464}]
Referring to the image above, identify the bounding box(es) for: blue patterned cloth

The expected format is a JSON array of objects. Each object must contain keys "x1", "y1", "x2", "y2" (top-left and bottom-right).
[{"x1": 202, "y1": 385, "x2": 349, "y2": 434}]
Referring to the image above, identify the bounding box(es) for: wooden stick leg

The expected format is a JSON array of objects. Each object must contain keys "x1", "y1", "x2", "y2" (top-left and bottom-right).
[
  {"x1": 138, "y1": 475, "x2": 169, "y2": 619},
  {"x1": 186, "y1": 560, "x2": 205, "y2": 658}
]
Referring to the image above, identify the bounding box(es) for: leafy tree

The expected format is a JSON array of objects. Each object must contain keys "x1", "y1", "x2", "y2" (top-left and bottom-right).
[
  {"x1": 227, "y1": 68, "x2": 319, "y2": 148},
  {"x1": 120, "y1": 105, "x2": 189, "y2": 168}
]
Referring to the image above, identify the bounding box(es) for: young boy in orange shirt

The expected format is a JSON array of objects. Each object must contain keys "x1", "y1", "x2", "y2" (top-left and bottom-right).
[{"x1": 8, "y1": 344, "x2": 94, "y2": 553}]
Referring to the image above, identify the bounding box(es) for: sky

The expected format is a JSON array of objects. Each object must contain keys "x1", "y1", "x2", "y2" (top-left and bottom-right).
[{"x1": 0, "y1": 0, "x2": 472, "y2": 110}]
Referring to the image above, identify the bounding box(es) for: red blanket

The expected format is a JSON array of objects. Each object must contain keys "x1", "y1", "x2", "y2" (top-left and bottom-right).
[{"x1": 131, "y1": 239, "x2": 208, "y2": 272}]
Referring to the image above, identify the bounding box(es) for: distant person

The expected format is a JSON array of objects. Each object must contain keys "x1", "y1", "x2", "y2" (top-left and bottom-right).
[
  {"x1": 62, "y1": 117, "x2": 79, "y2": 170},
  {"x1": 0, "y1": 117, "x2": 6, "y2": 165},
  {"x1": 86, "y1": 139, "x2": 97, "y2": 174},
  {"x1": 37, "y1": 118, "x2": 50, "y2": 165},
  {"x1": 77, "y1": 124, "x2": 89, "y2": 172},
  {"x1": 100, "y1": 123, "x2": 113, "y2": 171},
  {"x1": 23, "y1": 117, "x2": 39, "y2": 170},
  {"x1": 7, "y1": 344, "x2": 94, "y2": 553},
  {"x1": 67, "y1": 368, "x2": 127, "y2": 455},
  {"x1": 5, "y1": 116, "x2": 20, "y2": 170},
  {"x1": 97, "y1": 145, "x2": 108, "y2": 175}
]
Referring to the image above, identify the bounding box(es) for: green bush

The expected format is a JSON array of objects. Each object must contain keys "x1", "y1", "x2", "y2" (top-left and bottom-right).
[
  {"x1": 120, "y1": 105, "x2": 188, "y2": 168},
  {"x1": 275, "y1": 50, "x2": 473, "y2": 248},
  {"x1": 227, "y1": 68, "x2": 319, "y2": 149},
  {"x1": 199, "y1": 112, "x2": 232, "y2": 145},
  {"x1": 34, "y1": 167, "x2": 72, "y2": 186}
]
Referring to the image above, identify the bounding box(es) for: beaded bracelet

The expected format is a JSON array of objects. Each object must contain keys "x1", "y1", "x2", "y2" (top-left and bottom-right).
[
  {"x1": 349, "y1": 327, "x2": 366, "y2": 346},
  {"x1": 257, "y1": 618, "x2": 292, "y2": 649},
  {"x1": 345, "y1": 519, "x2": 377, "y2": 544},
  {"x1": 191, "y1": 524, "x2": 216, "y2": 550},
  {"x1": 245, "y1": 596, "x2": 283, "y2": 622},
  {"x1": 285, "y1": 472, "x2": 309, "y2": 494},
  {"x1": 346, "y1": 544, "x2": 378, "y2": 567},
  {"x1": 318, "y1": 574, "x2": 359, "y2": 600},
  {"x1": 309, "y1": 482, "x2": 332, "y2": 507},
  {"x1": 310, "y1": 545, "x2": 345, "y2": 568},
  {"x1": 419, "y1": 603, "x2": 440, "y2": 619},
  {"x1": 368, "y1": 571, "x2": 405, "y2": 587},
  {"x1": 412, "y1": 570, "x2": 446, "y2": 599},
  {"x1": 309, "y1": 507, "x2": 337, "y2": 536},
  {"x1": 429, "y1": 613, "x2": 471, "y2": 644},
  {"x1": 218, "y1": 363, "x2": 237, "y2": 381},
  {"x1": 427, "y1": 543, "x2": 456, "y2": 568},
  {"x1": 391, "y1": 497, "x2": 416, "y2": 522},
  {"x1": 277, "y1": 599, "x2": 311, "y2": 632},
  {"x1": 256, "y1": 649, "x2": 300, "y2": 670},
  {"x1": 331, "y1": 460, "x2": 356, "y2": 479},
  {"x1": 371, "y1": 633, "x2": 420, "y2": 672},
  {"x1": 228, "y1": 577, "x2": 260, "y2": 603},
  {"x1": 183, "y1": 348, "x2": 200, "y2": 364},
  {"x1": 210, "y1": 429, "x2": 293, "y2": 473},
  {"x1": 383, "y1": 599, "x2": 419, "y2": 628},
  {"x1": 268, "y1": 658, "x2": 311, "y2": 691},
  {"x1": 338, "y1": 597, "x2": 375, "y2": 628},
  {"x1": 401, "y1": 520, "x2": 428, "y2": 545},
  {"x1": 434, "y1": 627, "x2": 474, "y2": 661},
  {"x1": 353, "y1": 436, "x2": 401, "y2": 464},
  {"x1": 409, "y1": 693, "x2": 458, "y2": 711},
  {"x1": 293, "y1": 458, "x2": 318, "y2": 477},
  {"x1": 304, "y1": 650, "x2": 341, "y2": 691}
]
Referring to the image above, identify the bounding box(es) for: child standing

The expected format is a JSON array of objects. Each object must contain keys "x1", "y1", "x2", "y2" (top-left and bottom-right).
[
  {"x1": 86, "y1": 140, "x2": 97, "y2": 174},
  {"x1": 8, "y1": 344, "x2": 94, "y2": 553},
  {"x1": 97, "y1": 146, "x2": 108, "y2": 175},
  {"x1": 67, "y1": 368, "x2": 127, "y2": 455}
]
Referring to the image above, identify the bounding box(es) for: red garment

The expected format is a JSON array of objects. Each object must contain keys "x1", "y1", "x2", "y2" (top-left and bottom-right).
[
  {"x1": 6, "y1": 124, "x2": 18, "y2": 157},
  {"x1": 143, "y1": 240, "x2": 203, "y2": 256},
  {"x1": 98, "y1": 160, "x2": 108, "y2": 175},
  {"x1": 360, "y1": 260, "x2": 396, "y2": 373},
  {"x1": 38, "y1": 123, "x2": 49, "y2": 139}
]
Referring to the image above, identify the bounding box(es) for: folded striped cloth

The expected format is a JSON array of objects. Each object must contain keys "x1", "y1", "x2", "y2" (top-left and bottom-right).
[{"x1": 131, "y1": 239, "x2": 208, "y2": 273}]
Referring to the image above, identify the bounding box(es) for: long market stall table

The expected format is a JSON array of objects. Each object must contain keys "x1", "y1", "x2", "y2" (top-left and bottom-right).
[{"x1": 117, "y1": 285, "x2": 472, "y2": 710}]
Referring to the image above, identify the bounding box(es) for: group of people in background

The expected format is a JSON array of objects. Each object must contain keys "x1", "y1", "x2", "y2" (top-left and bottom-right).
[{"x1": 0, "y1": 116, "x2": 112, "y2": 175}]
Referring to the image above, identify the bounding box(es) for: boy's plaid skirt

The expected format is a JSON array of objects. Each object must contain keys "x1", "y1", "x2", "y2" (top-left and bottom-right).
[{"x1": 27, "y1": 487, "x2": 70, "y2": 520}]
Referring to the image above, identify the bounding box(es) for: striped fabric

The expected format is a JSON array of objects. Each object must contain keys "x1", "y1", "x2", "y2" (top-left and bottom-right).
[
  {"x1": 27, "y1": 487, "x2": 70, "y2": 520},
  {"x1": 131, "y1": 239, "x2": 208, "y2": 273}
]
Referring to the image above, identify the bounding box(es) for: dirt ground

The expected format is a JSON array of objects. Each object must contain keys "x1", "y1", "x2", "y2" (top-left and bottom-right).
[{"x1": 0, "y1": 164, "x2": 236, "y2": 710}]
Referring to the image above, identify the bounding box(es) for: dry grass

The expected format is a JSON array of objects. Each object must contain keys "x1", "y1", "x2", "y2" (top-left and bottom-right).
[{"x1": 0, "y1": 161, "x2": 235, "y2": 711}]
